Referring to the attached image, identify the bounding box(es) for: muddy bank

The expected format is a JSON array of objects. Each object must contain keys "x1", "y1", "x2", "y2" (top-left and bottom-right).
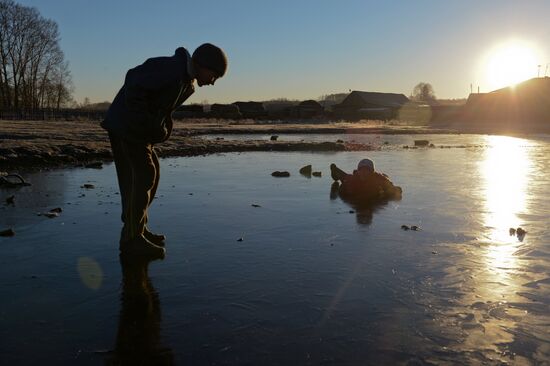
[
  {"x1": 183, "y1": 120, "x2": 455, "y2": 135},
  {"x1": 0, "y1": 119, "x2": 452, "y2": 171}
]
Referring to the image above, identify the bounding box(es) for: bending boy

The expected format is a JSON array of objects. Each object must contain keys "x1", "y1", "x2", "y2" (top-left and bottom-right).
[{"x1": 101, "y1": 43, "x2": 228, "y2": 256}]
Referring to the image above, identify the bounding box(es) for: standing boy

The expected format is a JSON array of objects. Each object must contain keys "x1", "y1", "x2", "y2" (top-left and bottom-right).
[{"x1": 102, "y1": 43, "x2": 228, "y2": 256}]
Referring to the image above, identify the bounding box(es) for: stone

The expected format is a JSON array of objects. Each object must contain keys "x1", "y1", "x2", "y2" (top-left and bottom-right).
[
  {"x1": 251, "y1": 204, "x2": 261, "y2": 208},
  {"x1": 411, "y1": 225, "x2": 420, "y2": 231},
  {"x1": 509, "y1": 228, "x2": 516, "y2": 236},
  {"x1": 49, "y1": 207, "x2": 63, "y2": 213},
  {"x1": 401, "y1": 225, "x2": 410, "y2": 230},
  {"x1": 270, "y1": 135, "x2": 279, "y2": 141},
  {"x1": 81, "y1": 184, "x2": 95, "y2": 189},
  {"x1": 312, "y1": 171, "x2": 322, "y2": 177},
  {"x1": 299, "y1": 165, "x2": 312, "y2": 176},
  {"x1": 516, "y1": 227, "x2": 527, "y2": 236},
  {"x1": 414, "y1": 140, "x2": 430, "y2": 147},
  {"x1": 271, "y1": 171, "x2": 290, "y2": 177},
  {"x1": 0, "y1": 228, "x2": 15, "y2": 237},
  {"x1": 6, "y1": 195, "x2": 15, "y2": 205},
  {"x1": 84, "y1": 162, "x2": 103, "y2": 169}
]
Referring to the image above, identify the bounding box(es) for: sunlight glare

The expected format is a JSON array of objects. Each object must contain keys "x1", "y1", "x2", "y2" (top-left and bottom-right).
[
  {"x1": 481, "y1": 136, "x2": 530, "y2": 243},
  {"x1": 484, "y1": 41, "x2": 539, "y2": 91},
  {"x1": 480, "y1": 136, "x2": 532, "y2": 276}
]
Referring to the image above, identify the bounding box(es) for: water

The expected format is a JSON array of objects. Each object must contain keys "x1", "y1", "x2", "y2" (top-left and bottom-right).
[{"x1": 1, "y1": 134, "x2": 549, "y2": 365}]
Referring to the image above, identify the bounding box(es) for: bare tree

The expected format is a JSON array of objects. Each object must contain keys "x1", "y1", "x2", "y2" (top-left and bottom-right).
[
  {"x1": 412, "y1": 82, "x2": 436, "y2": 103},
  {"x1": 0, "y1": 0, "x2": 73, "y2": 110}
]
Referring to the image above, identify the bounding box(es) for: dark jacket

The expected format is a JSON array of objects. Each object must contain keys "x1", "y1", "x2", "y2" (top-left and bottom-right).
[
  {"x1": 339, "y1": 171, "x2": 402, "y2": 202},
  {"x1": 101, "y1": 47, "x2": 195, "y2": 144}
]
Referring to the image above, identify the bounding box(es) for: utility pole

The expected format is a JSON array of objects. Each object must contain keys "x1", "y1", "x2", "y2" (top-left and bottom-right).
[
  {"x1": 546, "y1": 64, "x2": 549, "y2": 77},
  {"x1": 538, "y1": 64, "x2": 542, "y2": 78},
  {"x1": 470, "y1": 83, "x2": 473, "y2": 94}
]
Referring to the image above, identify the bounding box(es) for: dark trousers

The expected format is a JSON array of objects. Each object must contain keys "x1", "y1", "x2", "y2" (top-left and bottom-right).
[{"x1": 109, "y1": 132, "x2": 160, "y2": 241}]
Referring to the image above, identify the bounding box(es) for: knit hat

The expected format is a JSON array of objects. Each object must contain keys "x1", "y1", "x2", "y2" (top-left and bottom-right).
[
  {"x1": 192, "y1": 43, "x2": 228, "y2": 77},
  {"x1": 357, "y1": 158, "x2": 375, "y2": 172}
]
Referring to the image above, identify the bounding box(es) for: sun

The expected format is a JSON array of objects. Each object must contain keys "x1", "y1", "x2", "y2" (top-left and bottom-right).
[{"x1": 484, "y1": 40, "x2": 539, "y2": 91}]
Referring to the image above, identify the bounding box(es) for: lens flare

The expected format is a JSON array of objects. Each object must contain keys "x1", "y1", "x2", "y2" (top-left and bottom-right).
[{"x1": 77, "y1": 257, "x2": 103, "y2": 290}]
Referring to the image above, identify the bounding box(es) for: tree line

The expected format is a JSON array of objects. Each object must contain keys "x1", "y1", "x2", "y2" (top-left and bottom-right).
[{"x1": 0, "y1": 0, "x2": 73, "y2": 110}]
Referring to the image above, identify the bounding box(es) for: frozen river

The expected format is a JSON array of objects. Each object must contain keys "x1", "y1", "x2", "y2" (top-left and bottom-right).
[{"x1": 1, "y1": 134, "x2": 549, "y2": 365}]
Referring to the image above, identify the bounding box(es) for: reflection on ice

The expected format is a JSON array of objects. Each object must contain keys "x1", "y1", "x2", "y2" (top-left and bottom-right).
[
  {"x1": 480, "y1": 135, "x2": 531, "y2": 244},
  {"x1": 479, "y1": 136, "x2": 534, "y2": 280}
]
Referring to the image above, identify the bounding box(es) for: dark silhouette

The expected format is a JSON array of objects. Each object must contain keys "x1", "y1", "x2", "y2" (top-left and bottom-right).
[
  {"x1": 105, "y1": 254, "x2": 173, "y2": 366},
  {"x1": 101, "y1": 43, "x2": 228, "y2": 256},
  {"x1": 330, "y1": 160, "x2": 402, "y2": 225},
  {"x1": 330, "y1": 160, "x2": 402, "y2": 202},
  {"x1": 460, "y1": 77, "x2": 550, "y2": 132}
]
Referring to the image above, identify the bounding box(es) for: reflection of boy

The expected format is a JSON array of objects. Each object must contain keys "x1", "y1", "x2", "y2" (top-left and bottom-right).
[
  {"x1": 330, "y1": 159, "x2": 402, "y2": 202},
  {"x1": 105, "y1": 255, "x2": 174, "y2": 365},
  {"x1": 101, "y1": 43, "x2": 228, "y2": 257}
]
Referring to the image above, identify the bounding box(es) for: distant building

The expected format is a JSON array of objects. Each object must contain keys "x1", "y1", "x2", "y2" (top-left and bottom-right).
[
  {"x1": 173, "y1": 104, "x2": 205, "y2": 119},
  {"x1": 263, "y1": 100, "x2": 299, "y2": 119},
  {"x1": 209, "y1": 103, "x2": 242, "y2": 119},
  {"x1": 232, "y1": 101, "x2": 267, "y2": 119},
  {"x1": 290, "y1": 100, "x2": 325, "y2": 119},
  {"x1": 461, "y1": 77, "x2": 550, "y2": 131},
  {"x1": 333, "y1": 91, "x2": 409, "y2": 119}
]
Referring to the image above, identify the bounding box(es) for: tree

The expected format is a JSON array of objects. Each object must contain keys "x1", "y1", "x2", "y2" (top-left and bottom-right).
[
  {"x1": 412, "y1": 82, "x2": 436, "y2": 103},
  {"x1": 317, "y1": 92, "x2": 348, "y2": 107},
  {"x1": 0, "y1": 0, "x2": 73, "y2": 110}
]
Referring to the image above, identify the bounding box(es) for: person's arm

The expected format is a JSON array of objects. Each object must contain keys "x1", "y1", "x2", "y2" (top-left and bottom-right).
[
  {"x1": 378, "y1": 173, "x2": 394, "y2": 191},
  {"x1": 375, "y1": 172, "x2": 402, "y2": 198},
  {"x1": 161, "y1": 114, "x2": 173, "y2": 142}
]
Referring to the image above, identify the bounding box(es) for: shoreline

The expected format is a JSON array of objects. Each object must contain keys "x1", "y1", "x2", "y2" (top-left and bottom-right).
[{"x1": 0, "y1": 118, "x2": 542, "y2": 172}]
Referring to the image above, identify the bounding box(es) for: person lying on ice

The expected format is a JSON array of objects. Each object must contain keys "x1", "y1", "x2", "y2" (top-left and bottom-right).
[{"x1": 330, "y1": 159, "x2": 402, "y2": 203}]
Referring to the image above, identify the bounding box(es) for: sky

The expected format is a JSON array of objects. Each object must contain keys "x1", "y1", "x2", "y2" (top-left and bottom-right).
[{"x1": 15, "y1": 0, "x2": 550, "y2": 104}]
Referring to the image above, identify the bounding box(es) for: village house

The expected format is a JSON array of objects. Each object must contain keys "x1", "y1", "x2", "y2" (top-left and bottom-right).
[
  {"x1": 289, "y1": 100, "x2": 325, "y2": 119},
  {"x1": 332, "y1": 91, "x2": 409, "y2": 120},
  {"x1": 232, "y1": 101, "x2": 267, "y2": 119},
  {"x1": 461, "y1": 77, "x2": 550, "y2": 131},
  {"x1": 173, "y1": 104, "x2": 205, "y2": 119},
  {"x1": 209, "y1": 103, "x2": 242, "y2": 119}
]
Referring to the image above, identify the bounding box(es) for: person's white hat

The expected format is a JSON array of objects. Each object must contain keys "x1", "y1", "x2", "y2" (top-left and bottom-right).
[{"x1": 357, "y1": 158, "x2": 375, "y2": 172}]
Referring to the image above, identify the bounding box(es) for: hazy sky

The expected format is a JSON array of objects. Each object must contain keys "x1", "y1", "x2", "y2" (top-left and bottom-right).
[{"x1": 15, "y1": 0, "x2": 550, "y2": 104}]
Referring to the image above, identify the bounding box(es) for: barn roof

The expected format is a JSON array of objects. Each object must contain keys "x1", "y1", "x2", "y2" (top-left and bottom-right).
[
  {"x1": 233, "y1": 101, "x2": 266, "y2": 111},
  {"x1": 343, "y1": 91, "x2": 409, "y2": 108},
  {"x1": 298, "y1": 99, "x2": 323, "y2": 108}
]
